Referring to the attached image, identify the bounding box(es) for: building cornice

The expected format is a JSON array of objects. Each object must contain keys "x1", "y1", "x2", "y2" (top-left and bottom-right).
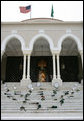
[
  {"x1": 1, "y1": 18, "x2": 83, "y2": 25},
  {"x1": 1, "y1": 21, "x2": 83, "y2": 25}
]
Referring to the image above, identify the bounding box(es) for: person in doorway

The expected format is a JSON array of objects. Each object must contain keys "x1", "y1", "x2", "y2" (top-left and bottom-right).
[{"x1": 38, "y1": 71, "x2": 46, "y2": 82}]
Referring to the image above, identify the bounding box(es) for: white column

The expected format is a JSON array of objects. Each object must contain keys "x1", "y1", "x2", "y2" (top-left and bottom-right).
[
  {"x1": 27, "y1": 54, "x2": 30, "y2": 79},
  {"x1": 1, "y1": 51, "x2": 4, "y2": 61},
  {"x1": 53, "y1": 54, "x2": 56, "y2": 79},
  {"x1": 80, "y1": 52, "x2": 83, "y2": 69},
  {"x1": 57, "y1": 53, "x2": 61, "y2": 79},
  {"x1": 22, "y1": 54, "x2": 26, "y2": 79}
]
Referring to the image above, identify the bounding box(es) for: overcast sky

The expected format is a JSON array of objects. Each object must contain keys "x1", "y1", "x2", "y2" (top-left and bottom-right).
[{"x1": 1, "y1": 1, "x2": 83, "y2": 22}]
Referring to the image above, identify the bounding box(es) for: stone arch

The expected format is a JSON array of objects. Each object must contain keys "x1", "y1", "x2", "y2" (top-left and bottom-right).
[
  {"x1": 57, "y1": 33, "x2": 83, "y2": 51},
  {"x1": 31, "y1": 38, "x2": 52, "y2": 56},
  {"x1": 58, "y1": 33, "x2": 83, "y2": 83},
  {"x1": 1, "y1": 33, "x2": 25, "y2": 53},
  {"x1": 29, "y1": 33, "x2": 54, "y2": 52},
  {"x1": 30, "y1": 35, "x2": 53, "y2": 82}
]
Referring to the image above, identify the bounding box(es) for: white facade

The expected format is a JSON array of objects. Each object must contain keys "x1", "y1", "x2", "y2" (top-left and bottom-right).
[{"x1": 1, "y1": 18, "x2": 83, "y2": 88}]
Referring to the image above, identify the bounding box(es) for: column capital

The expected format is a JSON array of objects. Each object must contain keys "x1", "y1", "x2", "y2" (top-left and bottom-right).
[
  {"x1": 23, "y1": 53, "x2": 27, "y2": 56},
  {"x1": 27, "y1": 54, "x2": 31, "y2": 56},
  {"x1": 56, "y1": 52, "x2": 60, "y2": 56},
  {"x1": 52, "y1": 50, "x2": 60, "y2": 55},
  {"x1": 22, "y1": 50, "x2": 32, "y2": 55},
  {"x1": 52, "y1": 53, "x2": 56, "y2": 56}
]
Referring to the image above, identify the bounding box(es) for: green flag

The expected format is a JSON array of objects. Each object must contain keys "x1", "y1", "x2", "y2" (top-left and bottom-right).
[{"x1": 51, "y1": 5, "x2": 54, "y2": 17}]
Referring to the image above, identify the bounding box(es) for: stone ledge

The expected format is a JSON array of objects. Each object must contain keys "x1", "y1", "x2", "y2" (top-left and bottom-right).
[{"x1": 1, "y1": 112, "x2": 83, "y2": 120}]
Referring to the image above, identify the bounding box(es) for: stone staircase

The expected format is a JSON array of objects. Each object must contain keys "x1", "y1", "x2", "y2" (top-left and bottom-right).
[{"x1": 1, "y1": 82, "x2": 83, "y2": 120}]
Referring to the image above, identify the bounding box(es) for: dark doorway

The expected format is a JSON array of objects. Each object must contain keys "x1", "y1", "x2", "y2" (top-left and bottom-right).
[
  {"x1": 60, "y1": 56, "x2": 81, "y2": 82},
  {"x1": 6, "y1": 56, "x2": 23, "y2": 82},
  {"x1": 30, "y1": 56, "x2": 53, "y2": 82}
]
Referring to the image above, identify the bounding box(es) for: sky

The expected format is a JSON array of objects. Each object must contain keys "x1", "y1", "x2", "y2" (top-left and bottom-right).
[{"x1": 1, "y1": 1, "x2": 83, "y2": 22}]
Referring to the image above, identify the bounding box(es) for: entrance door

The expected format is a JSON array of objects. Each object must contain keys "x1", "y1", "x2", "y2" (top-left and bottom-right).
[
  {"x1": 60, "y1": 38, "x2": 83, "y2": 83},
  {"x1": 6, "y1": 56, "x2": 23, "y2": 82},
  {"x1": 38, "y1": 59, "x2": 47, "y2": 82},
  {"x1": 60, "y1": 56, "x2": 79, "y2": 82},
  {"x1": 30, "y1": 37, "x2": 53, "y2": 82},
  {"x1": 30, "y1": 56, "x2": 53, "y2": 82}
]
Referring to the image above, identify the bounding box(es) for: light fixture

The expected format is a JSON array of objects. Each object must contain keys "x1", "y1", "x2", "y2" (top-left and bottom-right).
[
  {"x1": 28, "y1": 84, "x2": 32, "y2": 89},
  {"x1": 31, "y1": 87, "x2": 33, "y2": 90},
  {"x1": 54, "y1": 82, "x2": 59, "y2": 88},
  {"x1": 14, "y1": 86, "x2": 17, "y2": 90}
]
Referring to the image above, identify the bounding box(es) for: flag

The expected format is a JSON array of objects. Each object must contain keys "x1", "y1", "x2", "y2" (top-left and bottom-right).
[
  {"x1": 20, "y1": 5, "x2": 31, "y2": 13},
  {"x1": 51, "y1": 5, "x2": 54, "y2": 17}
]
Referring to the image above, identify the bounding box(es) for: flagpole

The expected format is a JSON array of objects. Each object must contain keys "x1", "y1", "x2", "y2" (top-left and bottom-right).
[{"x1": 30, "y1": 5, "x2": 32, "y2": 19}]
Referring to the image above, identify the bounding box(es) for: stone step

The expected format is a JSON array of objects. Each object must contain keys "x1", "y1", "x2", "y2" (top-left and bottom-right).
[
  {"x1": 2, "y1": 101, "x2": 83, "y2": 106},
  {"x1": 1, "y1": 105, "x2": 83, "y2": 109},
  {"x1": 1, "y1": 93, "x2": 83, "y2": 97},
  {"x1": 1, "y1": 96, "x2": 83, "y2": 100},
  {"x1": 1, "y1": 106, "x2": 83, "y2": 110},
  {"x1": 1, "y1": 102, "x2": 83, "y2": 107},
  {"x1": 1, "y1": 108, "x2": 83, "y2": 113},
  {"x1": 1, "y1": 90, "x2": 83, "y2": 95},
  {"x1": 1, "y1": 100, "x2": 83, "y2": 104},
  {"x1": 2, "y1": 96, "x2": 83, "y2": 100},
  {"x1": 1, "y1": 91, "x2": 83, "y2": 95},
  {"x1": 1, "y1": 101, "x2": 83, "y2": 106},
  {"x1": 1, "y1": 96, "x2": 83, "y2": 99},
  {"x1": 1, "y1": 110, "x2": 83, "y2": 114},
  {"x1": 1, "y1": 82, "x2": 83, "y2": 116},
  {"x1": 1, "y1": 99, "x2": 83, "y2": 103},
  {"x1": 1, "y1": 98, "x2": 83, "y2": 103},
  {"x1": 1, "y1": 103, "x2": 83, "y2": 107},
  {"x1": 1, "y1": 86, "x2": 83, "y2": 90},
  {"x1": 1, "y1": 95, "x2": 83, "y2": 100},
  {"x1": 1, "y1": 83, "x2": 83, "y2": 90},
  {"x1": 2, "y1": 87, "x2": 83, "y2": 91}
]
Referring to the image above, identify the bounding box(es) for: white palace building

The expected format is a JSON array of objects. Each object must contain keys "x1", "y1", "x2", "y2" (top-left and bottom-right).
[
  {"x1": 1, "y1": 18, "x2": 83, "y2": 86},
  {"x1": 1, "y1": 18, "x2": 83, "y2": 120}
]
